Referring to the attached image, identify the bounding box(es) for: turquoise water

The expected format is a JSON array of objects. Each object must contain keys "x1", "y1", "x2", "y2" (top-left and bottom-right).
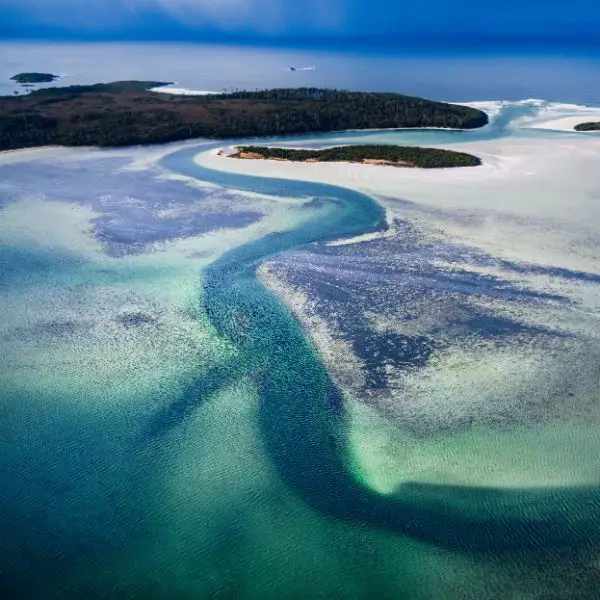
[
  {"x1": 161, "y1": 144, "x2": 600, "y2": 551},
  {"x1": 1, "y1": 102, "x2": 600, "y2": 598}
]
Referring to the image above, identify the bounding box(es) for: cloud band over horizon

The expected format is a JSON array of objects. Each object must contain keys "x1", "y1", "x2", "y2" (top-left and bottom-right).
[{"x1": 2, "y1": 0, "x2": 600, "y2": 48}]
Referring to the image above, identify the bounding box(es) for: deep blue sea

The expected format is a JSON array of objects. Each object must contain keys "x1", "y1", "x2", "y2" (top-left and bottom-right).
[{"x1": 2, "y1": 41, "x2": 600, "y2": 102}]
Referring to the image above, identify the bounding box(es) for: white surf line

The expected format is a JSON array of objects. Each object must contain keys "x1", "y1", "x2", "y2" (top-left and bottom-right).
[
  {"x1": 454, "y1": 100, "x2": 504, "y2": 121},
  {"x1": 526, "y1": 115, "x2": 600, "y2": 132},
  {"x1": 149, "y1": 85, "x2": 218, "y2": 96},
  {"x1": 513, "y1": 100, "x2": 600, "y2": 132},
  {"x1": 458, "y1": 99, "x2": 600, "y2": 132}
]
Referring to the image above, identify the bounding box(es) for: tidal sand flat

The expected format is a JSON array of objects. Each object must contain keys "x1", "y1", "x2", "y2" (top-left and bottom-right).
[
  {"x1": 1, "y1": 99, "x2": 600, "y2": 599},
  {"x1": 515, "y1": 101, "x2": 600, "y2": 132},
  {"x1": 527, "y1": 115, "x2": 600, "y2": 132}
]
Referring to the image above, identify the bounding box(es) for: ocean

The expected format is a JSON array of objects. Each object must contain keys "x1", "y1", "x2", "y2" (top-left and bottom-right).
[{"x1": 2, "y1": 41, "x2": 600, "y2": 103}]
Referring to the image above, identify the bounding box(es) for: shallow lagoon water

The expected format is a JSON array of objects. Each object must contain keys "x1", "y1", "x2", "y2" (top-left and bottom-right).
[{"x1": 1, "y1": 98, "x2": 600, "y2": 598}]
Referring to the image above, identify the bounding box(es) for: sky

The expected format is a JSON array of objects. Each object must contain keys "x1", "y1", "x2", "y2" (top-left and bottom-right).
[{"x1": 1, "y1": 0, "x2": 600, "y2": 50}]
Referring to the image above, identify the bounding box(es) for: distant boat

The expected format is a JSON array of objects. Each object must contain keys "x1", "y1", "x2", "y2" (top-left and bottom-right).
[
  {"x1": 289, "y1": 66, "x2": 315, "y2": 72},
  {"x1": 290, "y1": 66, "x2": 297, "y2": 71}
]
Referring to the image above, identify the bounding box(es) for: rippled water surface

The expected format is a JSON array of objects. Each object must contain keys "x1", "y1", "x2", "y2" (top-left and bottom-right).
[{"x1": 1, "y1": 94, "x2": 600, "y2": 598}]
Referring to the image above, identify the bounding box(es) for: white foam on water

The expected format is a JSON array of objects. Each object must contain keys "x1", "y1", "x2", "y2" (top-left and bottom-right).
[
  {"x1": 458, "y1": 100, "x2": 505, "y2": 120},
  {"x1": 150, "y1": 86, "x2": 218, "y2": 95},
  {"x1": 511, "y1": 100, "x2": 600, "y2": 131}
]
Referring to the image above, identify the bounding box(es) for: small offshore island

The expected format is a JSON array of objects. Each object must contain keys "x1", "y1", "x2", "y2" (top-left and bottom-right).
[
  {"x1": 230, "y1": 144, "x2": 481, "y2": 168},
  {"x1": 0, "y1": 81, "x2": 488, "y2": 151},
  {"x1": 575, "y1": 122, "x2": 600, "y2": 132},
  {"x1": 10, "y1": 72, "x2": 59, "y2": 84}
]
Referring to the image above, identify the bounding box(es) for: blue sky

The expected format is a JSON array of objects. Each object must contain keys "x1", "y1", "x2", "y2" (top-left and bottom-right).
[{"x1": 2, "y1": 0, "x2": 599, "y2": 48}]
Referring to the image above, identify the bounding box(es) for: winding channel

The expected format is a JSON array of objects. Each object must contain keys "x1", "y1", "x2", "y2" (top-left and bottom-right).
[{"x1": 158, "y1": 141, "x2": 600, "y2": 553}]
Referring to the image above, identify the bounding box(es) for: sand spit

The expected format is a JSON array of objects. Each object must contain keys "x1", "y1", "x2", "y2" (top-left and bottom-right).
[
  {"x1": 198, "y1": 134, "x2": 600, "y2": 277},
  {"x1": 527, "y1": 115, "x2": 600, "y2": 132}
]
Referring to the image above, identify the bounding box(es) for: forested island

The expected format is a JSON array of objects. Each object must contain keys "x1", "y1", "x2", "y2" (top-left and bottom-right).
[
  {"x1": 10, "y1": 73, "x2": 59, "y2": 84},
  {"x1": 0, "y1": 81, "x2": 488, "y2": 151},
  {"x1": 574, "y1": 122, "x2": 600, "y2": 132},
  {"x1": 230, "y1": 144, "x2": 481, "y2": 168}
]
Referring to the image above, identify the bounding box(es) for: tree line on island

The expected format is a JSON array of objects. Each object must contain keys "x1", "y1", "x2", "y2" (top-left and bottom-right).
[
  {"x1": 10, "y1": 73, "x2": 59, "y2": 84},
  {"x1": 233, "y1": 144, "x2": 481, "y2": 168},
  {"x1": 0, "y1": 81, "x2": 488, "y2": 151},
  {"x1": 574, "y1": 122, "x2": 600, "y2": 132}
]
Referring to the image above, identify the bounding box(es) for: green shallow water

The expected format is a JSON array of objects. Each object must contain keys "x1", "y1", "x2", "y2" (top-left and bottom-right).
[
  {"x1": 1, "y1": 129, "x2": 600, "y2": 598},
  {"x1": 160, "y1": 145, "x2": 600, "y2": 554}
]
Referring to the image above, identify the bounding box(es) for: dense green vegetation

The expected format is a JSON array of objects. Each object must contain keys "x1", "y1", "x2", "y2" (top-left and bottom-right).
[
  {"x1": 234, "y1": 144, "x2": 481, "y2": 168},
  {"x1": 25, "y1": 80, "x2": 172, "y2": 95},
  {"x1": 0, "y1": 81, "x2": 488, "y2": 151},
  {"x1": 10, "y1": 73, "x2": 59, "y2": 84},
  {"x1": 574, "y1": 122, "x2": 600, "y2": 132}
]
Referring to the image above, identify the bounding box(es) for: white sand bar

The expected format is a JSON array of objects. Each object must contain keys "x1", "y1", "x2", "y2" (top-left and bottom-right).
[
  {"x1": 196, "y1": 133, "x2": 600, "y2": 278},
  {"x1": 527, "y1": 115, "x2": 600, "y2": 132}
]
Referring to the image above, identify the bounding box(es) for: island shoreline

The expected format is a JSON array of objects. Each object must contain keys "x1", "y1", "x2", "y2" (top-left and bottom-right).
[
  {"x1": 0, "y1": 82, "x2": 489, "y2": 151},
  {"x1": 225, "y1": 144, "x2": 482, "y2": 168}
]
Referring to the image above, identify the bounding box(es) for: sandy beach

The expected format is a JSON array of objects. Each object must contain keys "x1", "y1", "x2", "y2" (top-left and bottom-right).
[
  {"x1": 196, "y1": 133, "x2": 600, "y2": 280},
  {"x1": 526, "y1": 115, "x2": 600, "y2": 132},
  {"x1": 0, "y1": 145, "x2": 87, "y2": 165}
]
